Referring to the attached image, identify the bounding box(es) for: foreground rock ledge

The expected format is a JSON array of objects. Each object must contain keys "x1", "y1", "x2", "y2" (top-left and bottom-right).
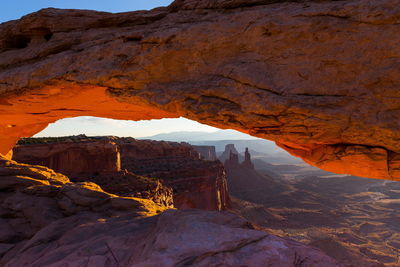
[{"x1": 1, "y1": 0, "x2": 400, "y2": 180}]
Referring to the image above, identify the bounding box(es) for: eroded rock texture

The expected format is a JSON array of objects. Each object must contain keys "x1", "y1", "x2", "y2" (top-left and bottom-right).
[
  {"x1": 0, "y1": 154, "x2": 340, "y2": 266},
  {"x1": 193, "y1": 145, "x2": 218, "y2": 161},
  {"x1": 118, "y1": 138, "x2": 231, "y2": 210},
  {"x1": 13, "y1": 136, "x2": 230, "y2": 210},
  {"x1": 13, "y1": 136, "x2": 121, "y2": 174},
  {"x1": 1, "y1": 0, "x2": 400, "y2": 180},
  {"x1": 0, "y1": 155, "x2": 168, "y2": 261}
]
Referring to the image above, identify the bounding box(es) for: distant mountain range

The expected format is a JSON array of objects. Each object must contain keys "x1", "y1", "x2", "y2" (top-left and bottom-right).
[{"x1": 139, "y1": 130, "x2": 258, "y2": 141}]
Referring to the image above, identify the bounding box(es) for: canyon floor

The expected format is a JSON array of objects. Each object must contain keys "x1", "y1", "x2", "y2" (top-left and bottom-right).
[{"x1": 224, "y1": 148, "x2": 400, "y2": 266}]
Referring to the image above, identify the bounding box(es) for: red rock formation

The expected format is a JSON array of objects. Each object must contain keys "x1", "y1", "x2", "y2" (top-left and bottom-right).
[
  {"x1": 13, "y1": 136, "x2": 230, "y2": 211},
  {"x1": 223, "y1": 144, "x2": 288, "y2": 205},
  {"x1": 13, "y1": 136, "x2": 174, "y2": 208},
  {"x1": 13, "y1": 136, "x2": 121, "y2": 175},
  {"x1": 242, "y1": 147, "x2": 255, "y2": 169},
  {"x1": 1, "y1": 0, "x2": 400, "y2": 180},
  {"x1": 220, "y1": 144, "x2": 240, "y2": 162},
  {"x1": 74, "y1": 170, "x2": 174, "y2": 208},
  {"x1": 192, "y1": 145, "x2": 217, "y2": 161},
  {"x1": 0, "y1": 155, "x2": 167, "y2": 257},
  {"x1": 115, "y1": 137, "x2": 231, "y2": 210},
  {"x1": 223, "y1": 144, "x2": 254, "y2": 169},
  {"x1": 0, "y1": 154, "x2": 341, "y2": 266},
  {"x1": 225, "y1": 150, "x2": 240, "y2": 169}
]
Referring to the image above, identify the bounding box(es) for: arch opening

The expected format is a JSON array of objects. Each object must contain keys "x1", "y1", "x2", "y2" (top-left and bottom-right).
[
  {"x1": 8, "y1": 117, "x2": 400, "y2": 266},
  {"x1": 0, "y1": 83, "x2": 398, "y2": 181},
  {"x1": 1, "y1": 0, "x2": 400, "y2": 180}
]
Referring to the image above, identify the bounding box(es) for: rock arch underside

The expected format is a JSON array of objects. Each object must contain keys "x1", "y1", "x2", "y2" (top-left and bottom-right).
[{"x1": 1, "y1": 0, "x2": 400, "y2": 180}]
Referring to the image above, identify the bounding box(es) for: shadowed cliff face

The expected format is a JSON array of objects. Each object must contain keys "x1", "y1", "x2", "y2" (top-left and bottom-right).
[
  {"x1": 1, "y1": 0, "x2": 400, "y2": 180},
  {"x1": 12, "y1": 136, "x2": 230, "y2": 211}
]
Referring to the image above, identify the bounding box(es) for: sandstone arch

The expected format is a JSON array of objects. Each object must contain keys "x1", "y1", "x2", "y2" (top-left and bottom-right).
[{"x1": 1, "y1": 0, "x2": 400, "y2": 180}]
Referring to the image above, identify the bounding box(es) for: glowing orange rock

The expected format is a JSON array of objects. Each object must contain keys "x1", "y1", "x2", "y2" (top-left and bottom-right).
[{"x1": 1, "y1": 0, "x2": 400, "y2": 180}]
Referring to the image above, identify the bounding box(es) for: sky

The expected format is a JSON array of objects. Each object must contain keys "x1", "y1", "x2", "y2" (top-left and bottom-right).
[
  {"x1": 1, "y1": 1, "x2": 173, "y2": 22},
  {"x1": 1, "y1": 1, "x2": 224, "y2": 138},
  {"x1": 35, "y1": 117, "x2": 220, "y2": 138}
]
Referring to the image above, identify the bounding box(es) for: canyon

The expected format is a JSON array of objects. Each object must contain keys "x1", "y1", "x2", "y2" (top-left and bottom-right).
[
  {"x1": 222, "y1": 143, "x2": 399, "y2": 266},
  {"x1": 0, "y1": 146, "x2": 342, "y2": 266},
  {"x1": 5, "y1": 135, "x2": 398, "y2": 265},
  {"x1": 0, "y1": 0, "x2": 400, "y2": 179},
  {"x1": 13, "y1": 135, "x2": 229, "y2": 211}
]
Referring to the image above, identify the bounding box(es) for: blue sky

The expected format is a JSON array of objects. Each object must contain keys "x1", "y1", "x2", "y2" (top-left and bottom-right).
[
  {"x1": 1, "y1": 1, "x2": 221, "y2": 138},
  {"x1": 1, "y1": 1, "x2": 173, "y2": 23}
]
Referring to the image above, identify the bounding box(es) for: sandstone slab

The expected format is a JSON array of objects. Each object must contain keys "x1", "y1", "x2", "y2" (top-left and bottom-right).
[
  {"x1": 1, "y1": 0, "x2": 400, "y2": 180},
  {"x1": 2, "y1": 210, "x2": 342, "y2": 267}
]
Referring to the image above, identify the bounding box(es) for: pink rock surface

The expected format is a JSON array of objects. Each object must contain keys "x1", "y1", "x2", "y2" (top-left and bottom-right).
[{"x1": 3, "y1": 210, "x2": 342, "y2": 267}]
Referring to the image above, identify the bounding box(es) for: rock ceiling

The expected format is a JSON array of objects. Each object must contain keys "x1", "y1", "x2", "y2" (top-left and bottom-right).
[{"x1": 1, "y1": 0, "x2": 400, "y2": 180}]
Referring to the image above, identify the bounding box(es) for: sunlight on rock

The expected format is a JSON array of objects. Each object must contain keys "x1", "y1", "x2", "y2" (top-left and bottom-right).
[{"x1": 1, "y1": 0, "x2": 400, "y2": 265}]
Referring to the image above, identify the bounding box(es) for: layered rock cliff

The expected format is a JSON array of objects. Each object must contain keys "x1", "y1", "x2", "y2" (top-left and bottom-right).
[
  {"x1": 1, "y1": 0, "x2": 400, "y2": 180},
  {"x1": 220, "y1": 144, "x2": 241, "y2": 163},
  {"x1": 13, "y1": 136, "x2": 230, "y2": 210},
  {"x1": 12, "y1": 136, "x2": 174, "y2": 208},
  {"x1": 192, "y1": 145, "x2": 217, "y2": 161},
  {"x1": 116, "y1": 137, "x2": 230, "y2": 210},
  {"x1": 14, "y1": 136, "x2": 121, "y2": 174}
]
